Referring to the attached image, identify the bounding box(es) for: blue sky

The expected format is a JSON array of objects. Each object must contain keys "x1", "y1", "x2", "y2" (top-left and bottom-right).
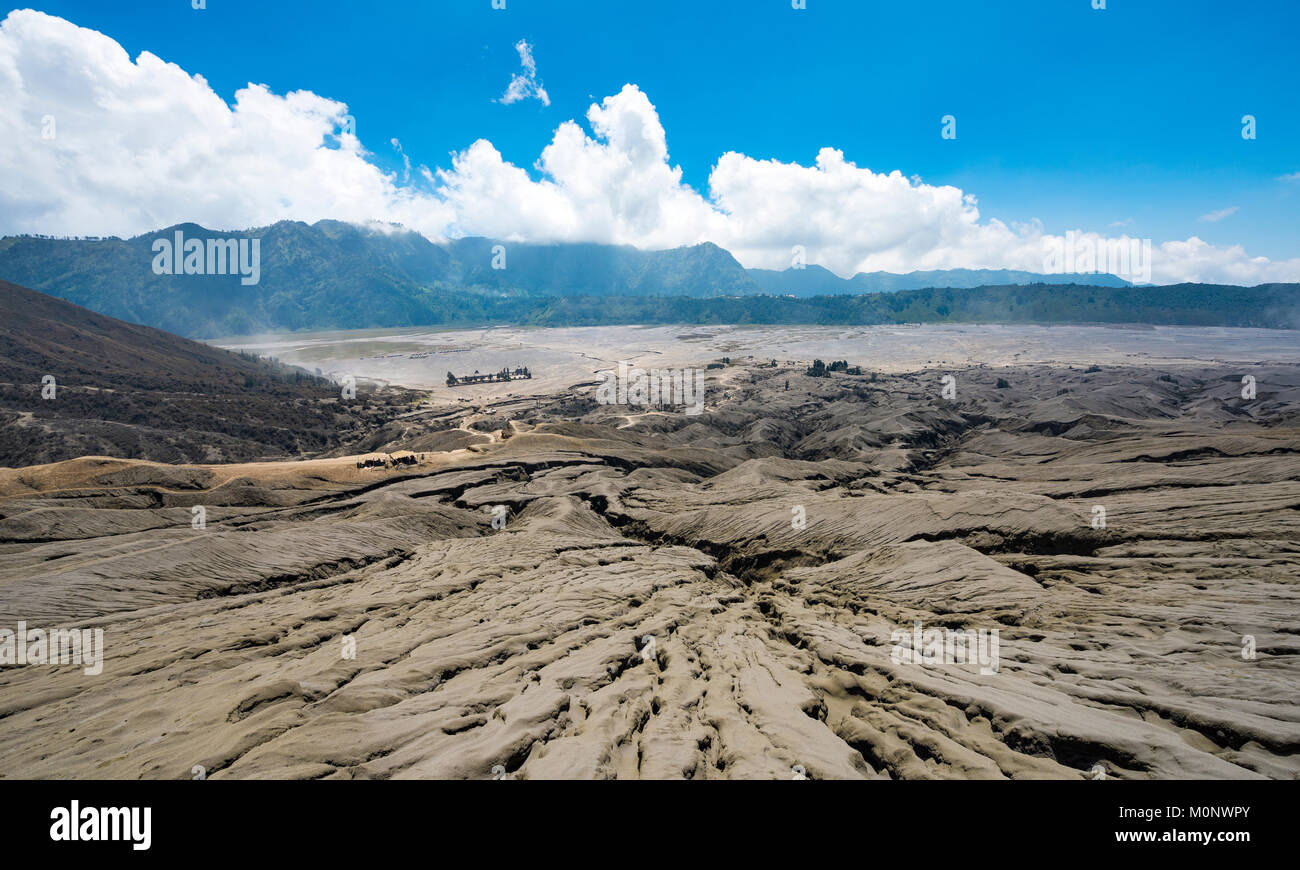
[{"x1": 3, "y1": 0, "x2": 1298, "y2": 280}]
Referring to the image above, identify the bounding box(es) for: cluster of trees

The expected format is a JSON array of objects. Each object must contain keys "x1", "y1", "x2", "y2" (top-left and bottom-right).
[
  {"x1": 4, "y1": 233, "x2": 122, "y2": 241},
  {"x1": 478, "y1": 283, "x2": 1299, "y2": 334},
  {"x1": 806, "y1": 359, "x2": 863, "y2": 377}
]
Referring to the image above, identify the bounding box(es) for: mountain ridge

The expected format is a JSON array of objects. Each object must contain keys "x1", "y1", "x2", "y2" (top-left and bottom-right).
[
  {"x1": 0, "y1": 220, "x2": 1291, "y2": 337},
  {"x1": 748, "y1": 264, "x2": 1133, "y2": 296}
]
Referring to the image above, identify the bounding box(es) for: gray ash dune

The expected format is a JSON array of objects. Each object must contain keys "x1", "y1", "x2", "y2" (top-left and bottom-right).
[{"x1": 0, "y1": 362, "x2": 1297, "y2": 779}]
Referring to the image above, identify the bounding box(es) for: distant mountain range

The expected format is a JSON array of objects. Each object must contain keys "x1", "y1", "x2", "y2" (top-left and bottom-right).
[
  {"x1": 0, "y1": 221, "x2": 758, "y2": 336},
  {"x1": 0, "y1": 220, "x2": 1292, "y2": 336},
  {"x1": 747, "y1": 264, "x2": 1131, "y2": 296}
]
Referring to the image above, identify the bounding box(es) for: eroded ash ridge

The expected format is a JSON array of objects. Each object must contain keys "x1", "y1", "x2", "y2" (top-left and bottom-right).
[{"x1": 0, "y1": 362, "x2": 1297, "y2": 779}]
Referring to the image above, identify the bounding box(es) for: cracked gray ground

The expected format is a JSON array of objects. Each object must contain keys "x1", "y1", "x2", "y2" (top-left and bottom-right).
[{"x1": 0, "y1": 362, "x2": 1297, "y2": 779}]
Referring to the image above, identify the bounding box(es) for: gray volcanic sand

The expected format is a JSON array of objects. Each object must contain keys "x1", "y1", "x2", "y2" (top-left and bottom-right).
[
  {"x1": 0, "y1": 355, "x2": 1297, "y2": 779},
  {"x1": 217, "y1": 323, "x2": 1300, "y2": 400}
]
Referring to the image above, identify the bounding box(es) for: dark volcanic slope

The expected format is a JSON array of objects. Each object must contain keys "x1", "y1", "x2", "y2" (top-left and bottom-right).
[
  {"x1": 0, "y1": 362, "x2": 1297, "y2": 779},
  {"x1": 0, "y1": 279, "x2": 416, "y2": 466}
]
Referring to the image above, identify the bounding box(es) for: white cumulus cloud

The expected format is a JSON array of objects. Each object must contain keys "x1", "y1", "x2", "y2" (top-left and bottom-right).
[
  {"x1": 2, "y1": 10, "x2": 1298, "y2": 287},
  {"x1": 0, "y1": 10, "x2": 454, "y2": 238}
]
